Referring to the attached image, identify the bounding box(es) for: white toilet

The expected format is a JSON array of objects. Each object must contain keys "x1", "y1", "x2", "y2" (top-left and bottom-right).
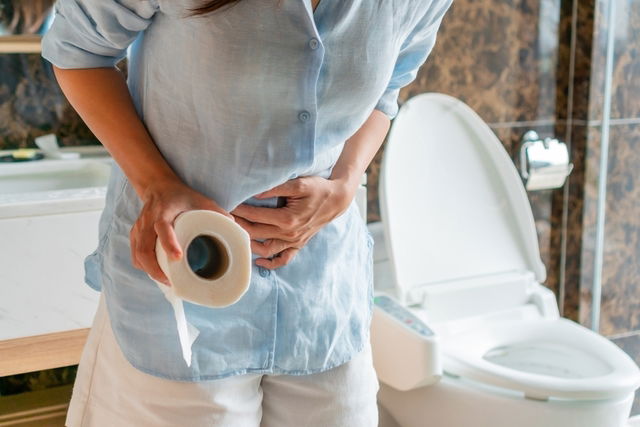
[{"x1": 369, "y1": 93, "x2": 640, "y2": 427}]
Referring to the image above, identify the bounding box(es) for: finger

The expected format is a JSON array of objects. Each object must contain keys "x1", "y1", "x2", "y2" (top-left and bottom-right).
[
  {"x1": 256, "y1": 247, "x2": 299, "y2": 269},
  {"x1": 256, "y1": 179, "x2": 306, "y2": 199},
  {"x1": 136, "y1": 226, "x2": 169, "y2": 284},
  {"x1": 142, "y1": 255, "x2": 170, "y2": 285},
  {"x1": 234, "y1": 216, "x2": 296, "y2": 241},
  {"x1": 250, "y1": 238, "x2": 293, "y2": 258},
  {"x1": 129, "y1": 225, "x2": 138, "y2": 267},
  {"x1": 231, "y1": 204, "x2": 294, "y2": 227},
  {"x1": 154, "y1": 219, "x2": 182, "y2": 261}
]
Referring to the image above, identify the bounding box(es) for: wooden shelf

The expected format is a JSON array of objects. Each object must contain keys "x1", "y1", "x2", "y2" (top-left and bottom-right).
[
  {"x1": 0, "y1": 35, "x2": 42, "y2": 54},
  {"x1": 0, "y1": 329, "x2": 89, "y2": 376}
]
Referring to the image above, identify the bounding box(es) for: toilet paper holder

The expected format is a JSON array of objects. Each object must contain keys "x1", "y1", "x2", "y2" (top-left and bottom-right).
[{"x1": 519, "y1": 130, "x2": 574, "y2": 191}]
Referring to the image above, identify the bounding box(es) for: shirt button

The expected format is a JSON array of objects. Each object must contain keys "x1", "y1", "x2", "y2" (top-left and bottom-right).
[
  {"x1": 298, "y1": 110, "x2": 311, "y2": 122},
  {"x1": 308, "y1": 38, "x2": 320, "y2": 50},
  {"x1": 258, "y1": 266, "x2": 270, "y2": 277}
]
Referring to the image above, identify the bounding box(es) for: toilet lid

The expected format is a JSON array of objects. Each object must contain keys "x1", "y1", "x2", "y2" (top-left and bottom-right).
[
  {"x1": 442, "y1": 317, "x2": 640, "y2": 400},
  {"x1": 379, "y1": 93, "x2": 546, "y2": 295}
]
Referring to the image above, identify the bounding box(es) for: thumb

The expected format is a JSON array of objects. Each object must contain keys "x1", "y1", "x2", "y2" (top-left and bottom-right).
[{"x1": 154, "y1": 220, "x2": 183, "y2": 261}]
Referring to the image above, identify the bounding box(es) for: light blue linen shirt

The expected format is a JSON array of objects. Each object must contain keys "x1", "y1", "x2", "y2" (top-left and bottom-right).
[{"x1": 41, "y1": 0, "x2": 452, "y2": 381}]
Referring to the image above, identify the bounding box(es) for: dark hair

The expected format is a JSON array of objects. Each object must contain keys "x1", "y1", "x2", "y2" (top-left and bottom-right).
[{"x1": 190, "y1": 0, "x2": 241, "y2": 15}]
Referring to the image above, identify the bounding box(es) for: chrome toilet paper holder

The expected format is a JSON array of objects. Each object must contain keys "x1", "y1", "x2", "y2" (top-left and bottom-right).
[{"x1": 519, "y1": 130, "x2": 574, "y2": 191}]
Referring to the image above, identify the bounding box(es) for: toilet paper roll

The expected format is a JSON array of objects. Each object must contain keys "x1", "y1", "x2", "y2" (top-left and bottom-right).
[
  {"x1": 156, "y1": 210, "x2": 252, "y2": 307},
  {"x1": 150, "y1": 210, "x2": 252, "y2": 366}
]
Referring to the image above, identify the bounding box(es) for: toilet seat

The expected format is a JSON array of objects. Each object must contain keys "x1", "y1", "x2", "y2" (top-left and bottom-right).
[
  {"x1": 379, "y1": 93, "x2": 547, "y2": 306},
  {"x1": 442, "y1": 317, "x2": 640, "y2": 400},
  {"x1": 377, "y1": 92, "x2": 640, "y2": 402}
]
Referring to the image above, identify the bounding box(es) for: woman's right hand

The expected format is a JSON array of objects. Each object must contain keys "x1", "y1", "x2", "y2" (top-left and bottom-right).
[{"x1": 130, "y1": 178, "x2": 233, "y2": 286}]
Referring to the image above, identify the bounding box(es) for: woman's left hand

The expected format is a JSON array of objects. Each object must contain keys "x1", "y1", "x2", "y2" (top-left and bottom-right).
[{"x1": 230, "y1": 176, "x2": 357, "y2": 269}]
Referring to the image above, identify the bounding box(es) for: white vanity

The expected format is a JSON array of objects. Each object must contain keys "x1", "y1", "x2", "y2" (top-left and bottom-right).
[{"x1": 0, "y1": 146, "x2": 110, "y2": 376}]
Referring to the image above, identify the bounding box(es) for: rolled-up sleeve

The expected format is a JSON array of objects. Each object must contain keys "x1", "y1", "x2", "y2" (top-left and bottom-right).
[
  {"x1": 41, "y1": 0, "x2": 159, "y2": 69},
  {"x1": 374, "y1": 0, "x2": 453, "y2": 120}
]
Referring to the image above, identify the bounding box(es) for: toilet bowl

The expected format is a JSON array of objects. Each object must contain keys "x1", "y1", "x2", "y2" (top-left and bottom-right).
[{"x1": 370, "y1": 93, "x2": 640, "y2": 427}]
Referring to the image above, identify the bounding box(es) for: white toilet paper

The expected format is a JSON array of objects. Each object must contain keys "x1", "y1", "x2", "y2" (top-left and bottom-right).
[{"x1": 150, "y1": 210, "x2": 252, "y2": 366}]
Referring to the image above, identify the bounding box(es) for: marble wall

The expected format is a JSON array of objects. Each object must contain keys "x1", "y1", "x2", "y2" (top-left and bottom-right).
[
  {"x1": 0, "y1": 54, "x2": 97, "y2": 149},
  {"x1": 578, "y1": 0, "x2": 640, "y2": 414},
  {"x1": 577, "y1": 0, "x2": 640, "y2": 338}
]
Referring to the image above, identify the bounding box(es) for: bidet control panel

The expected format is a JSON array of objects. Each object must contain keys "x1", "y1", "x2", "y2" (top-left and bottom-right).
[
  {"x1": 374, "y1": 295, "x2": 434, "y2": 338},
  {"x1": 371, "y1": 294, "x2": 442, "y2": 391}
]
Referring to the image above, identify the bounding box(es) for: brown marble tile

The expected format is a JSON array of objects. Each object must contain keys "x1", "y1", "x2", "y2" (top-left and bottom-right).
[
  {"x1": 597, "y1": 124, "x2": 640, "y2": 336},
  {"x1": 589, "y1": 0, "x2": 640, "y2": 121},
  {"x1": 563, "y1": 123, "x2": 640, "y2": 334},
  {"x1": 609, "y1": 0, "x2": 640, "y2": 120},
  {"x1": 554, "y1": 0, "x2": 640, "y2": 330},
  {"x1": 611, "y1": 332, "x2": 640, "y2": 416},
  {"x1": 561, "y1": 124, "x2": 593, "y2": 324},
  {"x1": 585, "y1": 0, "x2": 611, "y2": 122},
  {"x1": 553, "y1": 0, "x2": 575, "y2": 123},
  {"x1": 576, "y1": 124, "x2": 602, "y2": 328},
  {"x1": 0, "y1": 54, "x2": 98, "y2": 150},
  {"x1": 396, "y1": 0, "x2": 561, "y2": 125},
  {"x1": 556, "y1": 0, "x2": 597, "y2": 123}
]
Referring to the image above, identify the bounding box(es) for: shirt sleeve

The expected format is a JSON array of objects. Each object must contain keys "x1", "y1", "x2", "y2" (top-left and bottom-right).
[
  {"x1": 374, "y1": 0, "x2": 453, "y2": 120},
  {"x1": 41, "y1": 0, "x2": 159, "y2": 69}
]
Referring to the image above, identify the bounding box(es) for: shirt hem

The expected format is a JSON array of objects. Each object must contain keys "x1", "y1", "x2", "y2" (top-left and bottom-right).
[{"x1": 117, "y1": 337, "x2": 370, "y2": 383}]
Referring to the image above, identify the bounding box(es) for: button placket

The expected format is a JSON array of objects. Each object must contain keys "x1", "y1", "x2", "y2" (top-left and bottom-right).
[{"x1": 294, "y1": 0, "x2": 325, "y2": 169}]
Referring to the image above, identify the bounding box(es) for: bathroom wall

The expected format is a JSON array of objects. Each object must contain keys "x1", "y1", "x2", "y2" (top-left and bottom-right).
[
  {"x1": 0, "y1": 54, "x2": 97, "y2": 149},
  {"x1": 578, "y1": 0, "x2": 640, "y2": 338},
  {"x1": 569, "y1": 0, "x2": 640, "y2": 413}
]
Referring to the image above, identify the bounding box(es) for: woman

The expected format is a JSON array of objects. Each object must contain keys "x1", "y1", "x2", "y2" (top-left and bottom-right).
[{"x1": 42, "y1": 0, "x2": 451, "y2": 425}]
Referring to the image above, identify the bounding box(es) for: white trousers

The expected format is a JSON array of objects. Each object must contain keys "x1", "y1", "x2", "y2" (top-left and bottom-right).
[{"x1": 66, "y1": 294, "x2": 379, "y2": 427}]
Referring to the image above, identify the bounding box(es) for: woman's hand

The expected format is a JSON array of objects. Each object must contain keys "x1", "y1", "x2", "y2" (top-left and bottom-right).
[
  {"x1": 130, "y1": 178, "x2": 233, "y2": 285},
  {"x1": 230, "y1": 176, "x2": 358, "y2": 269}
]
